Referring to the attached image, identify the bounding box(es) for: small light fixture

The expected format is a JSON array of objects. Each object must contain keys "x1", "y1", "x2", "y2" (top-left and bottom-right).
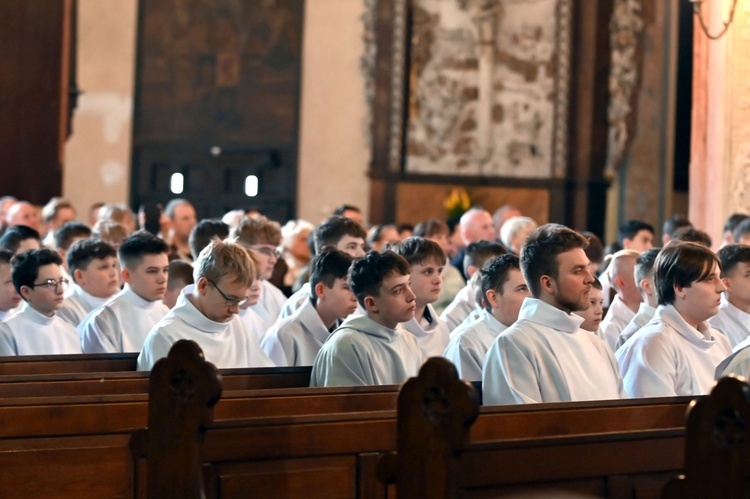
[
  {"x1": 170, "y1": 173, "x2": 184, "y2": 194},
  {"x1": 245, "y1": 175, "x2": 259, "y2": 197},
  {"x1": 691, "y1": 0, "x2": 738, "y2": 40}
]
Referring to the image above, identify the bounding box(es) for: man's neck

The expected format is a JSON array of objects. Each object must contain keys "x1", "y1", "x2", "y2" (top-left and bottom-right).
[
  {"x1": 315, "y1": 302, "x2": 339, "y2": 330},
  {"x1": 414, "y1": 303, "x2": 427, "y2": 322},
  {"x1": 619, "y1": 293, "x2": 642, "y2": 313},
  {"x1": 366, "y1": 312, "x2": 397, "y2": 331},
  {"x1": 727, "y1": 294, "x2": 750, "y2": 314}
]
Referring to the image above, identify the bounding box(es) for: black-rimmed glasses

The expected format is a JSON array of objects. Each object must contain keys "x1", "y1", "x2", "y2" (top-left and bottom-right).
[
  {"x1": 207, "y1": 279, "x2": 248, "y2": 307},
  {"x1": 31, "y1": 277, "x2": 69, "y2": 292}
]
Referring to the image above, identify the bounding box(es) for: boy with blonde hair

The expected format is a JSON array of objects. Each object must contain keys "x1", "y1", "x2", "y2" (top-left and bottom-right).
[{"x1": 137, "y1": 239, "x2": 274, "y2": 370}]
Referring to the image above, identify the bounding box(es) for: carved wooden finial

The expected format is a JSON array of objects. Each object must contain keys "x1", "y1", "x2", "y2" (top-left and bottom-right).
[
  {"x1": 145, "y1": 340, "x2": 222, "y2": 499},
  {"x1": 662, "y1": 375, "x2": 750, "y2": 498},
  {"x1": 378, "y1": 357, "x2": 480, "y2": 498}
]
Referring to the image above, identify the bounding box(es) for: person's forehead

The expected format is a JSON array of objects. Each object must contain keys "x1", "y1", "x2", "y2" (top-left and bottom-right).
[
  {"x1": 381, "y1": 271, "x2": 409, "y2": 288},
  {"x1": 338, "y1": 235, "x2": 364, "y2": 245},
  {"x1": 412, "y1": 257, "x2": 443, "y2": 269},
  {"x1": 36, "y1": 263, "x2": 62, "y2": 278},
  {"x1": 134, "y1": 253, "x2": 169, "y2": 268},
  {"x1": 174, "y1": 204, "x2": 195, "y2": 216},
  {"x1": 634, "y1": 230, "x2": 653, "y2": 239},
  {"x1": 556, "y1": 247, "x2": 588, "y2": 266}
]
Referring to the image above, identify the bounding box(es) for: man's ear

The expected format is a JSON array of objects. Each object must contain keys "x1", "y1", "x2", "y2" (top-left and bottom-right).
[
  {"x1": 485, "y1": 289, "x2": 501, "y2": 309},
  {"x1": 364, "y1": 295, "x2": 377, "y2": 312},
  {"x1": 722, "y1": 277, "x2": 731, "y2": 292},
  {"x1": 121, "y1": 267, "x2": 132, "y2": 285},
  {"x1": 314, "y1": 282, "x2": 326, "y2": 301},
  {"x1": 73, "y1": 268, "x2": 84, "y2": 286},
  {"x1": 673, "y1": 283, "x2": 686, "y2": 300},
  {"x1": 539, "y1": 275, "x2": 554, "y2": 294},
  {"x1": 195, "y1": 277, "x2": 209, "y2": 295},
  {"x1": 19, "y1": 285, "x2": 32, "y2": 301}
]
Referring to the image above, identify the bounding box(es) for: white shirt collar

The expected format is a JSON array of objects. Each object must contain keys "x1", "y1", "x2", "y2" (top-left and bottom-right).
[
  {"x1": 173, "y1": 285, "x2": 232, "y2": 334},
  {"x1": 518, "y1": 297, "x2": 585, "y2": 333}
]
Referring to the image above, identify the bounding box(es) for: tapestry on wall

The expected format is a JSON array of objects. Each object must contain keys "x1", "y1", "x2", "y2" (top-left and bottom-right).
[{"x1": 403, "y1": 0, "x2": 571, "y2": 178}]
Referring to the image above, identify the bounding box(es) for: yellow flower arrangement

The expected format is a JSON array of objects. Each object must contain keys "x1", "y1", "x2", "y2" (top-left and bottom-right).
[{"x1": 443, "y1": 187, "x2": 472, "y2": 219}]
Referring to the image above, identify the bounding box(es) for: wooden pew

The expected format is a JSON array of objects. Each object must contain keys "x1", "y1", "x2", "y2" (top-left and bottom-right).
[
  {"x1": 135, "y1": 344, "x2": 693, "y2": 499},
  {"x1": 662, "y1": 375, "x2": 750, "y2": 498},
  {"x1": 0, "y1": 352, "x2": 138, "y2": 375},
  {"x1": 0, "y1": 365, "x2": 312, "y2": 398}
]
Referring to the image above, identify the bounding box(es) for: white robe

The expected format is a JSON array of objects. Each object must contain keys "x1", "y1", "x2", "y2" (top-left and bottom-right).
[
  {"x1": 0, "y1": 303, "x2": 81, "y2": 355},
  {"x1": 400, "y1": 304, "x2": 450, "y2": 358},
  {"x1": 249, "y1": 280, "x2": 287, "y2": 330},
  {"x1": 79, "y1": 285, "x2": 170, "y2": 353},
  {"x1": 238, "y1": 306, "x2": 269, "y2": 345},
  {"x1": 600, "y1": 295, "x2": 637, "y2": 351},
  {"x1": 279, "y1": 282, "x2": 311, "y2": 319},
  {"x1": 616, "y1": 302, "x2": 657, "y2": 352},
  {"x1": 57, "y1": 284, "x2": 113, "y2": 327},
  {"x1": 616, "y1": 304, "x2": 731, "y2": 398},
  {"x1": 310, "y1": 315, "x2": 422, "y2": 387},
  {"x1": 0, "y1": 309, "x2": 14, "y2": 322},
  {"x1": 716, "y1": 337, "x2": 750, "y2": 379},
  {"x1": 708, "y1": 295, "x2": 750, "y2": 348},
  {"x1": 261, "y1": 298, "x2": 335, "y2": 366},
  {"x1": 440, "y1": 283, "x2": 477, "y2": 333},
  {"x1": 482, "y1": 298, "x2": 625, "y2": 405},
  {"x1": 137, "y1": 286, "x2": 275, "y2": 371},
  {"x1": 443, "y1": 308, "x2": 507, "y2": 382}
]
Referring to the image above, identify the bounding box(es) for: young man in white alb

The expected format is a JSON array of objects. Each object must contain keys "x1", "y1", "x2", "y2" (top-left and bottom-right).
[
  {"x1": 482, "y1": 224, "x2": 625, "y2": 405},
  {"x1": 0, "y1": 249, "x2": 80, "y2": 355},
  {"x1": 310, "y1": 251, "x2": 422, "y2": 387},
  {"x1": 443, "y1": 254, "x2": 530, "y2": 382},
  {"x1": 262, "y1": 249, "x2": 357, "y2": 366},
  {"x1": 616, "y1": 248, "x2": 660, "y2": 351},
  {"x1": 394, "y1": 237, "x2": 451, "y2": 358},
  {"x1": 80, "y1": 232, "x2": 171, "y2": 353},
  {"x1": 231, "y1": 215, "x2": 288, "y2": 331},
  {"x1": 617, "y1": 242, "x2": 731, "y2": 397},
  {"x1": 599, "y1": 249, "x2": 642, "y2": 350},
  {"x1": 57, "y1": 238, "x2": 120, "y2": 327},
  {"x1": 708, "y1": 244, "x2": 750, "y2": 348},
  {"x1": 138, "y1": 239, "x2": 274, "y2": 370}
]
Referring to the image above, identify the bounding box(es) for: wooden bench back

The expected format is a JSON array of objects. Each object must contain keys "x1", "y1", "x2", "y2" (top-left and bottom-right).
[{"x1": 0, "y1": 352, "x2": 137, "y2": 375}]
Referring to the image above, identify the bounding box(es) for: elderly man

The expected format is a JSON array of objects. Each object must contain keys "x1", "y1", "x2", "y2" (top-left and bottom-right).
[
  {"x1": 165, "y1": 198, "x2": 197, "y2": 261},
  {"x1": 450, "y1": 207, "x2": 496, "y2": 280},
  {"x1": 5, "y1": 201, "x2": 41, "y2": 234}
]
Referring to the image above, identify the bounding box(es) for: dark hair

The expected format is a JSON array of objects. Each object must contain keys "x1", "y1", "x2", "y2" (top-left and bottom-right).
[
  {"x1": 394, "y1": 237, "x2": 445, "y2": 267},
  {"x1": 138, "y1": 202, "x2": 163, "y2": 235},
  {"x1": 349, "y1": 250, "x2": 410, "y2": 307},
  {"x1": 671, "y1": 226, "x2": 712, "y2": 247},
  {"x1": 54, "y1": 222, "x2": 92, "y2": 251},
  {"x1": 367, "y1": 224, "x2": 398, "y2": 247},
  {"x1": 581, "y1": 231, "x2": 604, "y2": 266},
  {"x1": 413, "y1": 219, "x2": 449, "y2": 238},
  {"x1": 118, "y1": 231, "x2": 169, "y2": 269},
  {"x1": 189, "y1": 219, "x2": 229, "y2": 260},
  {"x1": 332, "y1": 204, "x2": 361, "y2": 217},
  {"x1": 66, "y1": 238, "x2": 117, "y2": 282},
  {"x1": 11, "y1": 248, "x2": 62, "y2": 295},
  {"x1": 313, "y1": 216, "x2": 367, "y2": 254},
  {"x1": 618, "y1": 220, "x2": 654, "y2": 244},
  {"x1": 724, "y1": 213, "x2": 749, "y2": 233},
  {"x1": 591, "y1": 276, "x2": 603, "y2": 290},
  {"x1": 0, "y1": 225, "x2": 40, "y2": 254},
  {"x1": 463, "y1": 240, "x2": 506, "y2": 276},
  {"x1": 479, "y1": 254, "x2": 521, "y2": 311},
  {"x1": 309, "y1": 248, "x2": 354, "y2": 305},
  {"x1": 662, "y1": 214, "x2": 691, "y2": 240},
  {"x1": 717, "y1": 244, "x2": 750, "y2": 278},
  {"x1": 167, "y1": 259, "x2": 194, "y2": 290},
  {"x1": 733, "y1": 218, "x2": 750, "y2": 243},
  {"x1": 0, "y1": 248, "x2": 13, "y2": 265},
  {"x1": 634, "y1": 247, "x2": 660, "y2": 284},
  {"x1": 654, "y1": 242, "x2": 720, "y2": 306},
  {"x1": 520, "y1": 224, "x2": 589, "y2": 298}
]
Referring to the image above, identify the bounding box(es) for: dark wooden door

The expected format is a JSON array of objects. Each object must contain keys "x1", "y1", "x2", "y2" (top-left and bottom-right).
[
  {"x1": 0, "y1": 0, "x2": 72, "y2": 203},
  {"x1": 131, "y1": 0, "x2": 304, "y2": 221}
]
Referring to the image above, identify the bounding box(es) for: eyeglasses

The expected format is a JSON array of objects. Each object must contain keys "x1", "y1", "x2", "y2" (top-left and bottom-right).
[
  {"x1": 31, "y1": 277, "x2": 69, "y2": 292},
  {"x1": 250, "y1": 245, "x2": 282, "y2": 259},
  {"x1": 207, "y1": 279, "x2": 248, "y2": 307}
]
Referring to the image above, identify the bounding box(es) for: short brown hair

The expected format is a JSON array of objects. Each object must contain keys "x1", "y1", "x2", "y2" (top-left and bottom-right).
[
  {"x1": 230, "y1": 215, "x2": 282, "y2": 247},
  {"x1": 655, "y1": 242, "x2": 720, "y2": 305},
  {"x1": 520, "y1": 224, "x2": 588, "y2": 298},
  {"x1": 194, "y1": 239, "x2": 256, "y2": 287}
]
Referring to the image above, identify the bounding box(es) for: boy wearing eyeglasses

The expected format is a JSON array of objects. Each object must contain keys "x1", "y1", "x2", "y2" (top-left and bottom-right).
[
  {"x1": 0, "y1": 249, "x2": 80, "y2": 355},
  {"x1": 79, "y1": 232, "x2": 170, "y2": 353},
  {"x1": 261, "y1": 248, "x2": 357, "y2": 366},
  {"x1": 57, "y1": 238, "x2": 120, "y2": 327},
  {"x1": 230, "y1": 216, "x2": 287, "y2": 332},
  {"x1": 137, "y1": 239, "x2": 274, "y2": 370}
]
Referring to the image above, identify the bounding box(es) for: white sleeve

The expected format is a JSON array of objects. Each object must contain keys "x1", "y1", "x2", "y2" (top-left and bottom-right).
[
  {"x1": 443, "y1": 336, "x2": 482, "y2": 382},
  {"x1": 80, "y1": 309, "x2": 122, "y2": 353},
  {"x1": 482, "y1": 335, "x2": 543, "y2": 405},
  {"x1": 618, "y1": 332, "x2": 678, "y2": 398},
  {"x1": 0, "y1": 323, "x2": 17, "y2": 356},
  {"x1": 136, "y1": 331, "x2": 173, "y2": 371},
  {"x1": 260, "y1": 328, "x2": 292, "y2": 367}
]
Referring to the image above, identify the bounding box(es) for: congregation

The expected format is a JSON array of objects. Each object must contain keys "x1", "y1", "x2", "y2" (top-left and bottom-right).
[{"x1": 0, "y1": 194, "x2": 749, "y2": 405}]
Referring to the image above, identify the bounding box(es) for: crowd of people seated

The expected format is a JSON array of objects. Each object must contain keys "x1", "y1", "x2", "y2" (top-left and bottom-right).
[{"x1": 1, "y1": 193, "x2": 749, "y2": 405}]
